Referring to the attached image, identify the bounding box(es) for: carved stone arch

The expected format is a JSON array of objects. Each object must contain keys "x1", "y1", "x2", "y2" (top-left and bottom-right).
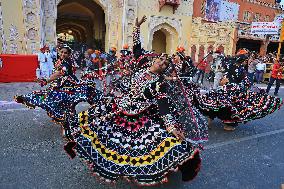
[
  {"x1": 56, "y1": 0, "x2": 107, "y2": 11},
  {"x1": 56, "y1": 0, "x2": 108, "y2": 25},
  {"x1": 26, "y1": 12, "x2": 36, "y2": 25},
  {"x1": 148, "y1": 16, "x2": 182, "y2": 39},
  {"x1": 53, "y1": 0, "x2": 109, "y2": 49},
  {"x1": 27, "y1": 28, "x2": 38, "y2": 40},
  {"x1": 58, "y1": 2, "x2": 95, "y2": 19},
  {"x1": 127, "y1": 9, "x2": 135, "y2": 21},
  {"x1": 57, "y1": 22, "x2": 88, "y2": 42},
  {"x1": 148, "y1": 22, "x2": 179, "y2": 54}
]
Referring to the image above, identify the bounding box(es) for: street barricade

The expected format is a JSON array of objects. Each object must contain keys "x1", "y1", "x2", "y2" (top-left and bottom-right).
[{"x1": 0, "y1": 54, "x2": 38, "y2": 83}]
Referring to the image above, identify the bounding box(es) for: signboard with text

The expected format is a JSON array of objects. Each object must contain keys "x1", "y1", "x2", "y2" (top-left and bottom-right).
[{"x1": 250, "y1": 22, "x2": 280, "y2": 35}]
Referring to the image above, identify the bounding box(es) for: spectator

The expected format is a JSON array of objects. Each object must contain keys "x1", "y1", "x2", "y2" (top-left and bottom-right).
[
  {"x1": 247, "y1": 54, "x2": 258, "y2": 86},
  {"x1": 266, "y1": 59, "x2": 283, "y2": 96},
  {"x1": 92, "y1": 50, "x2": 102, "y2": 74},
  {"x1": 105, "y1": 47, "x2": 118, "y2": 93},
  {"x1": 196, "y1": 59, "x2": 208, "y2": 85},
  {"x1": 84, "y1": 51, "x2": 94, "y2": 71},
  {"x1": 38, "y1": 46, "x2": 48, "y2": 79},
  {"x1": 255, "y1": 58, "x2": 266, "y2": 84},
  {"x1": 45, "y1": 47, "x2": 54, "y2": 77},
  {"x1": 120, "y1": 44, "x2": 131, "y2": 56}
]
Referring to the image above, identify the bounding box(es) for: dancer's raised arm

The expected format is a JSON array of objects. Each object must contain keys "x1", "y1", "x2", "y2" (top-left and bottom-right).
[{"x1": 133, "y1": 16, "x2": 147, "y2": 59}]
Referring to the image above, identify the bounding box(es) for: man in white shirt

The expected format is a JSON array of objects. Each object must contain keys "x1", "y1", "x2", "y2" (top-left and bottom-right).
[
  {"x1": 38, "y1": 46, "x2": 48, "y2": 79},
  {"x1": 255, "y1": 58, "x2": 266, "y2": 84},
  {"x1": 45, "y1": 47, "x2": 54, "y2": 77}
]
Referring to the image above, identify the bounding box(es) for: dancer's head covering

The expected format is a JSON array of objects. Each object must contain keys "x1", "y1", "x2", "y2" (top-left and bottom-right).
[
  {"x1": 123, "y1": 44, "x2": 129, "y2": 50},
  {"x1": 109, "y1": 46, "x2": 117, "y2": 56},
  {"x1": 176, "y1": 46, "x2": 185, "y2": 53},
  {"x1": 60, "y1": 45, "x2": 72, "y2": 54},
  {"x1": 110, "y1": 46, "x2": 117, "y2": 52},
  {"x1": 40, "y1": 45, "x2": 47, "y2": 52},
  {"x1": 237, "y1": 48, "x2": 249, "y2": 55}
]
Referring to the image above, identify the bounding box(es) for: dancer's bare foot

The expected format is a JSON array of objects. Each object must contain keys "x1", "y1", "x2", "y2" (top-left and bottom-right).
[{"x1": 223, "y1": 124, "x2": 236, "y2": 131}]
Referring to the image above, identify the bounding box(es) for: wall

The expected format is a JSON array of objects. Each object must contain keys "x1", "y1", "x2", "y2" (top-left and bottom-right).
[
  {"x1": 0, "y1": 0, "x2": 195, "y2": 55},
  {"x1": 232, "y1": 0, "x2": 280, "y2": 22},
  {"x1": 0, "y1": 0, "x2": 44, "y2": 54},
  {"x1": 136, "y1": 0, "x2": 194, "y2": 54},
  {"x1": 192, "y1": 0, "x2": 283, "y2": 56},
  {"x1": 0, "y1": 1, "x2": 3, "y2": 52},
  {"x1": 190, "y1": 17, "x2": 237, "y2": 59},
  {"x1": 1, "y1": 0, "x2": 40, "y2": 54},
  {"x1": 192, "y1": 0, "x2": 206, "y2": 18}
]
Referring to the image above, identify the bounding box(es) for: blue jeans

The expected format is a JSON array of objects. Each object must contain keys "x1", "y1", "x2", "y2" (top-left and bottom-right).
[
  {"x1": 255, "y1": 70, "x2": 264, "y2": 83},
  {"x1": 248, "y1": 72, "x2": 255, "y2": 86},
  {"x1": 266, "y1": 77, "x2": 281, "y2": 95}
]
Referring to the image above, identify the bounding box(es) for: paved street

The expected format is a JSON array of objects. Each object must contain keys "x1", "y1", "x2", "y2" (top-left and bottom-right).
[{"x1": 0, "y1": 82, "x2": 284, "y2": 189}]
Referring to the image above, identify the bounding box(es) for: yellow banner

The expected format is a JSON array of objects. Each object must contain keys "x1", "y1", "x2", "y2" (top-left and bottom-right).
[{"x1": 280, "y1": 22, "x2": 284, "y2": 42}]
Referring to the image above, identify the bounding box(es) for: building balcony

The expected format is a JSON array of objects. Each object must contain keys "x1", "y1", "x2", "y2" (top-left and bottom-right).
[{"x1": 159, "y1": 0, "x2": 180, "y2": 13}]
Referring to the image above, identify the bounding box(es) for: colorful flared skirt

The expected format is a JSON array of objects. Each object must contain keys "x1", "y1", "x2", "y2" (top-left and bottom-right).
[{"x1": 63, "y1": 99, "x2": 201, "y2": 186}]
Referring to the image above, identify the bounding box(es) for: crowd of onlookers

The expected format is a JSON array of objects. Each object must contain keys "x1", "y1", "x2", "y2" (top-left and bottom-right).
[
  {"x1": 37, "y1": 43, "x2": 283, "y2": 96},
  {"x1": 192, "y1": 50, "x2": 283, "y2": 96},
  {"x1": 246, "y1": 52, "x2": 282, "y2": 85},
  {"x1": 193, "y1": 51, "x2": 282, "y2": 84},
  {"x1": 37, "y1": 42, "x2": 131, "y2": 79}
]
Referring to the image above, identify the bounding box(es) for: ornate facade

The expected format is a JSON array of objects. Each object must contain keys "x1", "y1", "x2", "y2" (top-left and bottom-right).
[
  {"x1": 190, "y1": 18, "x2": 237, "y2": 62},
  {"x1": 192, "y1": 0, "x2": 283, "y2": 55},
  {"x1": 0, "y1": 0, "x2": 195, "y2": 55}
]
